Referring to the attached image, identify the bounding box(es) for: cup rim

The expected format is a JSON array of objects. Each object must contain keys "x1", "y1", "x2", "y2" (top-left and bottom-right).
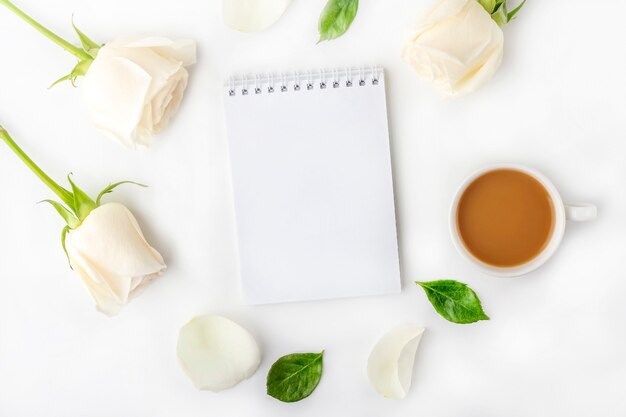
[{"x1": 449, "y1": 163, "x2": 566, "y2": 277}]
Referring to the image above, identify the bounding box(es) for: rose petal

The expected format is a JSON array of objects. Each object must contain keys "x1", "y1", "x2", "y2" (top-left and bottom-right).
[
  {"x1": 107, "y1": 37, "x2": 197, "y2": 66},
  {"x1": 82, "y1": 54, "x2": 153, "y2": 148},
  {"x1": 143, "y1": 67, "x2": 188, "y2": 135},
  {"x1": 65, "y1": 203, "x2": 166, "y2": 316},
  {"x1": 401, "y1": 0, "x2": 503, "y2": 97},
  {"x1": 177, "y1": 315, "x2": 261, "y2": 391},
  {"x1": 223, "y1": 0, "x2": 291, "y2": 32},
  {"x1": 367, "y1": 324, "x2": 425, "y2": 399}
]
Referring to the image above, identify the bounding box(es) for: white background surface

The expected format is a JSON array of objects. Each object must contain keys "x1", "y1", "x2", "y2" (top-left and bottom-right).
[{"x1": 0, "y1": 0, "x2": 625, "y2": 416}]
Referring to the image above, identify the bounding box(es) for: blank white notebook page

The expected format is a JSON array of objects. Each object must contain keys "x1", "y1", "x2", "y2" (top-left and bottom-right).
[{"x1": 225, "y1": 68, "x2": 400, "y2": 305}]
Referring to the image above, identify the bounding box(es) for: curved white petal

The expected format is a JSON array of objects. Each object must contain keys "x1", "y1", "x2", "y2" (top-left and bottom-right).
[
  {"x1": 177, "y1": 315, "x2": 261, "y2": 391},
  {"x1": 223, "y1": 0, "x2": 291, "y2": 32},
  {"x1": 107, "y1": 37, "x2": 197, "y2": 66},
  {"x1": 82, "y1": 53, "x2": 152, "y2": 148},
  {"x1": 367, "y1": 324, "x2": 425, "y2": 399},
  {"x1": 65, "y1": 203, "x2": 166, "y2": 316}
]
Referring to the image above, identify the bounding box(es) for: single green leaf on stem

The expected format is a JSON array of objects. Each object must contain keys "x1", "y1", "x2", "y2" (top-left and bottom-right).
[
  {"x1": 415, "y1": 280, "x2": 489, "y2": 324},
  {"x1": 318, "y1": 0, "x2": 359, "y2": 42},
  {"x1": 267, "y1": 351, "x2": 324, "y2": 403},
  {"x1": 67, "y1": 174, "x2": 96, "y2": 220},
  {"x1": 0, "y1": 126, "x2": 75, "y2": 210},
  {"x1": 96, "y1": 181, "x2": 147, "y2": 206},
  {"x1": 61, "y1": 225, "x2": 72, "y2": 268},
  {"x1": 38, "y1": 199, "x2": 80, "y2": 228}
]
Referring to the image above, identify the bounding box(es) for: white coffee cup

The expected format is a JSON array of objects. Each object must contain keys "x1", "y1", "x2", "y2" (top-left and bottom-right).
[{"x1": 450, "y1": 164, "x2": 597, "y2": 277}]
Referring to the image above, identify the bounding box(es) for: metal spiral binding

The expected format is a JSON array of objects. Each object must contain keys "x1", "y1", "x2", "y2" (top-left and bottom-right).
[{"x1": 226, "y1": 67, "x2": 383, "y2": 97}]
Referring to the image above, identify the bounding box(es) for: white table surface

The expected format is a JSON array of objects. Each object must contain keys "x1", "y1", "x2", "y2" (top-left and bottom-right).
[{"x1": 1, "y1": 1, "x2": 625, "y2": 416}]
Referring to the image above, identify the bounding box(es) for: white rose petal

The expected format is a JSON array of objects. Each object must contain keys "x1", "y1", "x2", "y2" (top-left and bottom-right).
[
  {"x1": 367, "y1": 324, "x2": 425, "y2": 399},
  {"x1": 402, "y1": 0, "x2": 504, "y2": 96},
  {"x1": 82, "y1": 37, "x2": 197, "y2": 148},
  {"x1": 107, "y1": 37, "x2": 197, "y2": 66},
  {"x1": 223, "y1": 0, "x2": 291, "y2": 32},
  {"x1": 177, "y1": 315, "x2": 261, "y2": 391},
  {"x1": 65, "y1": 202, "x2": 166, "y2": 316}
]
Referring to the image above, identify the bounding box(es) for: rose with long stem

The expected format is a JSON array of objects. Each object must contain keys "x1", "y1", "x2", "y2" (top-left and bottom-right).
[
  {"x1": 0, "y1": 0, "x2": 196, "y2": 147},
  {"x1": 0, "y1": 125, "x2": 166, "y2": 316}
]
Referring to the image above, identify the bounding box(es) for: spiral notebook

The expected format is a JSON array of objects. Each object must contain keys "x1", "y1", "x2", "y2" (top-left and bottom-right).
[{"x1": 224, "y1": 67, "x2": 401, "y2": 305}]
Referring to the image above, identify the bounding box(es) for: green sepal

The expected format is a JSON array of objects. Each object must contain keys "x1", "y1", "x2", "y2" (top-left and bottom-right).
[
  {"x1": 67, "y1": 174, "x2": 97, "y2": 220},
  {"x1": 507, "y1": 0, "x2": 526, "y2": 21},
  {"x1": 61, "y1": 225, "x2": 72, "y2": 269},
  {"x1": 478, "y1": 0, "x2": 497, "y2": 13},
  {"x1": 39, "y1": 199, "x2": 80, "y2": 229},
  {"x1": 49, "y1": 73, "x2": 73, "y2": 89},
  {"x1": 59, "y1": 188, "x2": 76, "y2": 211},
  {"x1": 49, "y1": 58, "x2": 93, "y2": 88},
  {"x1": 72, "y1": 17, "x2": 100, "y2": 57},
  {"x1": 491, "y1": 2, "x2": 508, "y2": 26},
  {"x1": 96, "y1": 181, "x2": 147, "y2": 206},
  {"x1": 483, "y1": 0, "x2": 526, "y2": 26}
]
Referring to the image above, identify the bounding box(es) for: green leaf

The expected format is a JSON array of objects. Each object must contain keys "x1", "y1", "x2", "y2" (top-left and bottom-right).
[
  {"x1": 507, "y1": 0, "x2": 526, "y2": 21},
  {"x1": 267, "y1": 352, "x2": 324, "y2": 402},
  {"x1": 72, "y1": 17, "x2": 100, "y2": 56},
  {"x1": 61, "y1": 225, "x2": 72, "y2": 268},
  {"x1": 96, "y1": 181, "x2": 147, "y2": 206},
  {"x1": 49, "y1": 59, "x2": 93, "y2": 88},
  {"x1": 415, "y1": 280, "x2": 489, "y2": 324},
  {"x1": 318, "y1": 0, "x2": 359, "y2": 42},
  {"x1": 67, "y1": 174, "x2": 96, "y2": 220},
  {"x1": 39, "y1": 199, "x2": 80, "y2": 229}
]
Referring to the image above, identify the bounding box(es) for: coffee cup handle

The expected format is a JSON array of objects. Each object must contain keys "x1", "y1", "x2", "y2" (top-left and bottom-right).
[{"x1": 565, "y1": 204, "x2": 597, "y2": 222}]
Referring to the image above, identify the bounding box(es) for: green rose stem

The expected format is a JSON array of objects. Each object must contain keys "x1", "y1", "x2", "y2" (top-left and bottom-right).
[
  {"x1": 1, "y1": 125, "x2": 143, "y2": 260},
  {"x1": 0, "y1": 126, "x2": 74, "y2": 208},
  {"x1": 0, "y1": 0, "x2": 91, "y2": 61}
]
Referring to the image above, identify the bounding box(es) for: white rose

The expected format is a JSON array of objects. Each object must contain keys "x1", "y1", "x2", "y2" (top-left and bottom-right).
[
  {"x1": 65, "y1": 202, "x2": 166, "y2": 316},
  {"x1": 402, "y1": 0, "x2": 504, "y2": 97},
  {"x1": 82, "y1": 37, "x2": 197, "y2": 148}
]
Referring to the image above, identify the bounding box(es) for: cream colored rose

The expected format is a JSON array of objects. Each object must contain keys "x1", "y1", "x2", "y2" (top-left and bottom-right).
[
  {"x1": 65, "y1": 202, "x2": 166, "y2": 316},
  {"x1": 82, "y1": 37, "x2": 196, "y2": 148},
  {"x1": 402, "y1": 0, "x2": 504, "y2": 97}
]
